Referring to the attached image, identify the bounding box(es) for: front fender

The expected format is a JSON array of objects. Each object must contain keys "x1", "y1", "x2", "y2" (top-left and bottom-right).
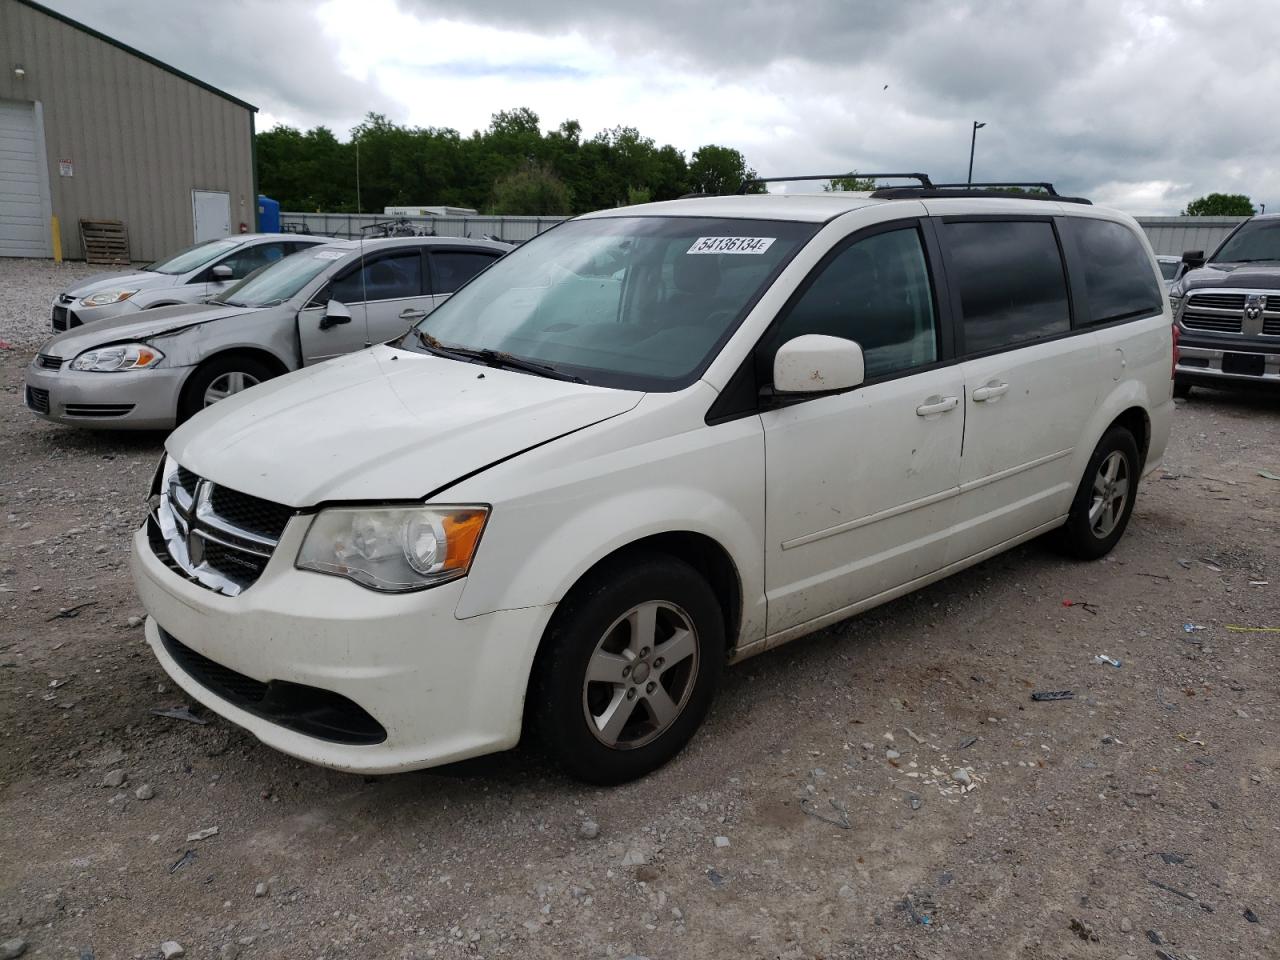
[{"x1": 451, "y1": 392, "x2": 767, "y2": 651}]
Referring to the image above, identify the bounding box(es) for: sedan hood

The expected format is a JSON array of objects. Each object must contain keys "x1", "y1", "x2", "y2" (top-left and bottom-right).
[
  {"x1": 1181, "y1": 261, "x2": 1280, "y2": 292},
  {"x1": 167, "y1": 346, "x2": 644, "y2": 506},
  {"x1": 37, "y1": 303, "x2": 259, "y2": 359},
  {"x1": 64, "y1": 270, "x2": 171, "y2": 298}
]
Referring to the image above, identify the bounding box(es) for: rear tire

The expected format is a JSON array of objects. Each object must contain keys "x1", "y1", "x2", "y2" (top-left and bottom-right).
[
  {"x1": 1053, "y1": 426, "x2": 1140, "y2": 560},
  {"x1": 178, "y1": 355, "x2": 275, "y2": 423},
  {"x1": 527, "y1": 552, "x2": 724, "y2": 785}
]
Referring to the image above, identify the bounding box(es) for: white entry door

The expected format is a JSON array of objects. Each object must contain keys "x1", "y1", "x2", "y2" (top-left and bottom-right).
[
  {"x1": 192, "y1": 189, "x2": 231, "y2": 242},
  {"x1": 0, "y1": 99, "x2": 51, "y2": 257}
]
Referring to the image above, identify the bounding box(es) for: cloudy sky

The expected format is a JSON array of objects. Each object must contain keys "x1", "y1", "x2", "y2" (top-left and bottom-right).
[{"x1": 46, "y1": 0, "x2": 1279, "y2": 214}]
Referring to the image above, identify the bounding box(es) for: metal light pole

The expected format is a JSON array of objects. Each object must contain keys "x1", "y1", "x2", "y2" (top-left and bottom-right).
[{"x1": 967, "y1": 121, "x2": 986, "y2": 184}]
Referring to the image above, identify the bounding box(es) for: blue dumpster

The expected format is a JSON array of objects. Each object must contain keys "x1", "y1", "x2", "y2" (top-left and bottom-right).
[{"x1": 257, "y1": 195, "x2": 280, "y2": 233}]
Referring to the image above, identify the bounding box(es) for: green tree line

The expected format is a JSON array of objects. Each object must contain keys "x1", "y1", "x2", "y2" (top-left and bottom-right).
[{"x1": 256, "y1": 108, "x2": 761, "y2": 216}]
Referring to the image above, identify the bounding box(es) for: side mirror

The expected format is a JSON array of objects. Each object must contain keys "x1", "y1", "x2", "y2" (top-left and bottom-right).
[
  {"x1": 211, "y1": 264, "x2": 234, "y2": 280},
  {"x1": 1181, "y1": 250, "x2": 1206, "y2": 270},
  {"x1": 319, "y1": 300, "x2": 352, "y2": 330},
  {"x1": 773, "y1": 334, "x2": 864, "y2": 394}
]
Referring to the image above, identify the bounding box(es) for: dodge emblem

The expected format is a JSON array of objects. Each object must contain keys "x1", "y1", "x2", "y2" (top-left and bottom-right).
[{"x1": 1245, "y1": 294, "x2": 1266, "y2": 320}]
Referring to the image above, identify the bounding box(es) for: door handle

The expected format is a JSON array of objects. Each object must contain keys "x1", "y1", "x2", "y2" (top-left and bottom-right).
[
  {"x1": 915, "y1": 395, "x2": 959, "y2": 417},
  {"x1": 399, "y1": 308, "x2": 428, "y2": 320},
  {"x1": 971, "y1": 381, "x2": 1009, "y2": 402}
]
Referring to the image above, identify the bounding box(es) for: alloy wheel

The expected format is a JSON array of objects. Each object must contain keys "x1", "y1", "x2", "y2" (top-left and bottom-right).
[{"x1": 1088, "y1": 450, "x2": 1130, "y2": 538}]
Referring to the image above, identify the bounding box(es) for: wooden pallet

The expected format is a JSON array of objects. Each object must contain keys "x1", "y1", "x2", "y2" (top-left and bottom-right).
[{"x1": 79, "y1": 219, "x2": 130, "y2": 264}]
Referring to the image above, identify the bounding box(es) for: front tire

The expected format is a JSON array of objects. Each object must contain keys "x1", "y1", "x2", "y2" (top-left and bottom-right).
[
  {"x1": 178, "y1": 355, "x2": 275, "y2": 423},
  {"x1": 527, "y1": 553, "x2": 724, "y2": 785},
  {"x1": 1054, "y1": 426, "x2": 1140, "y2": 560}
]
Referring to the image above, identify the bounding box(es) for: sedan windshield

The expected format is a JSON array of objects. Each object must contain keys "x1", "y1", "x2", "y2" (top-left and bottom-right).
[
  {"x1": 403, "y1": 216, "x2": 816, "y2": 390},
  {"x1": 1213, "y1": 219, "x2": 1280, "y2": 262},
  {"x1": 215, "y1": 247, "x2": 346, "y2": 308},
  {"x1": 145, "y1": 238, "x2": 242, "y2": 275}
]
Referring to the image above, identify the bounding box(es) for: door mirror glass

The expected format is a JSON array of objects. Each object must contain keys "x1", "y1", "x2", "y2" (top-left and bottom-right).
[
  {"x1": 773, "y1": 335, "x2": 864, "y2": 394},
  {"x1": 211, "y1": 263, "x2": 234, "y2": 280},
  {"x1": 319, "y1": 300, "x2": 353, "y2": 330},
  {"x1": 1181, "y1": 249, "x2": 1205, "y2": 269}
]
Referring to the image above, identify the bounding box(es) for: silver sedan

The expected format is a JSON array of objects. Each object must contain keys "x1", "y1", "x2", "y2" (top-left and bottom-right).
[
  {"x1": 26, "y1": 236, "x2": 508, "y2": 430},
  {"x1": 49, "y1": 233, "x2": 330, "y2": 331}
]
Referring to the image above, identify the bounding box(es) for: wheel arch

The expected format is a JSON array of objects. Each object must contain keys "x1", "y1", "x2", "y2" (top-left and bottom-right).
[{"x1": 177, "y1": 347, "x2": 290, "y2": 411}]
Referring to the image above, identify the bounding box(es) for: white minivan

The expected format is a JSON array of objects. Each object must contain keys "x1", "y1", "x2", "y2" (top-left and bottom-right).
[{"x1": 131, "y1": 177, "x2": 1175, "y2": 784}]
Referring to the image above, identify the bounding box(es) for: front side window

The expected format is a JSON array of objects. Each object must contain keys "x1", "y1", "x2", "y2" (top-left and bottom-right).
[
  {"x1": 1212, "y1": 218, "x2": 1280, "y2": 263},
  {"x1": 431, "y1": 251, "x2": 499, "y2": 294},
  {"x1": 1063, "y1": 218, "x2": 1162, "y2": 325},
  {"x1": 757, "y1": 226, "x2": 939, "y2": 384},
  {"x1": 945, "y1": 220, "x2": 1070, "y2": 354},
  {"x1": 214, "y1": 241, "x2": 291, "y2": 281},
  {"x1": 146, "y1": 238, "x2": 241, "y2": 275},
  {"x1": 331, "y1": 252, "x2": 424, "y2": 303},
  {"x1": 404, "y1": 216, "x2": 817, "y2": 390}
]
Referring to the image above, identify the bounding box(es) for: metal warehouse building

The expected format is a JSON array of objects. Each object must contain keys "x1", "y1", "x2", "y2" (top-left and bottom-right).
[{"x1": 0, "y1": 0, "x2": 255, "y2": 261}]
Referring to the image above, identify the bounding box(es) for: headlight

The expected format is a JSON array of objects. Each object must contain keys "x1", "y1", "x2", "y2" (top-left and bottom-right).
[
  {"x1": 70, "y1": 343, "x2": 165, "y2": 372},
  {"x1": 80, "y1": 290, "x2": 138, "y2": 307},
  {"x1": 296, "y1": 505, "x2": 489, "y2": 592},
  {"x1": 1168, "y1": 290, "x2": 1183, "y2": 316}
]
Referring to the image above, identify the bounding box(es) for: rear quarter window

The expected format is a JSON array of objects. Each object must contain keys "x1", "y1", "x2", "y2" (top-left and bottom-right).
[{"x1": 1062, "y1": 218, "x2": 1163, "y2": 325}]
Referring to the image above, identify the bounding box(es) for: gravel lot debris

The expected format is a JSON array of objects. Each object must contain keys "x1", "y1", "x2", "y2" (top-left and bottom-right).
[{"x1": 0, "y1": 258, "x2": 118, "y2": 347}]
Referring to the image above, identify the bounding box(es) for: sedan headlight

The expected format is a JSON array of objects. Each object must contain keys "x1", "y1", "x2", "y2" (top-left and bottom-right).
[
  {"x1": 297, "y1": 505, "x2": 489, "y2": 592},
  {"x1": 70, "y1": 343, "x2": 165, "y2": 372},
  {"x1": 80, "y1": 289, "x2": 138, "y2": 307}
]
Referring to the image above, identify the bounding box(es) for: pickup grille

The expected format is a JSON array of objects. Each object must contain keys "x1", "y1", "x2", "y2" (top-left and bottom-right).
[
  {"x1": 1182, "y1": 310, "x2": 1243, "y2": 333},
  {"x1": 1265, "y1": 317, "x2": 1280, "y2": 336},
  {"x1": 148, "y1": 457, "x2": 297, "y2": 596},
  {"x1": 1187, "y1": 292, "x2": 1245, "y2": 310}
]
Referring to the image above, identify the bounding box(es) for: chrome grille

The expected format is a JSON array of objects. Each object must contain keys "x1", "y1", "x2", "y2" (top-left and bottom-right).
[
  {"x1": 1265, "y1": 317, "x2": 1280, "y2": 336},
  {"x1": 36, "y1": 353, "x2": 63, "y2": 370},
  {"x1": 1182, "y1": 311, "x2": 1243, "y2": 333},
  {"x1": 149, "y1": 457, "x2": 296, "y2": 596},
  {"x1": 1187, "y1": 292, "x2": 1245, "y2": 310}
]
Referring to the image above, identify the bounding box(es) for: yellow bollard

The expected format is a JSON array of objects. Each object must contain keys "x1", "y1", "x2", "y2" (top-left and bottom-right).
[{"x1": 50, "y1": 215, "x2": 63, "y2": 263}]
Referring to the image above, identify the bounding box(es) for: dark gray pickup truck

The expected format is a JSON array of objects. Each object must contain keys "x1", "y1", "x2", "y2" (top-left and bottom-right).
[{"x1": 1170, "y1": 213, "x2": 1280, "y2": 396}]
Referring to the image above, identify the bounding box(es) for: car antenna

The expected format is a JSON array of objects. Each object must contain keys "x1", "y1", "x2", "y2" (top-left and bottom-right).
[{"x1": 356, "y1": 135, "x2": 372, "y2": 348}]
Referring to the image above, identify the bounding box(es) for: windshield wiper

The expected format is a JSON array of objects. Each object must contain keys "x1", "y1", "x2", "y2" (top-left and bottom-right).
[{"x1": 413, "y1": 331, "x2": 585, "y2": 383}]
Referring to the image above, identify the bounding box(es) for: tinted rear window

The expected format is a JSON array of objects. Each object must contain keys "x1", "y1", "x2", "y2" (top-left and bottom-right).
[
  {"x1": 1063, "y1": 218, "x2": 1163, "y2": 324},
  {"x1": 944, "y1": 220, "x2": 1070, "y2": 354}
]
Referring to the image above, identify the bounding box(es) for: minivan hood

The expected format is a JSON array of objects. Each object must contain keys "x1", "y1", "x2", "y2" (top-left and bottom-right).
[
  {"x1": 38, "y1": 303, "x2": 258, "y2": 359},
  {"x1": 64, "y1": 270, "x2": 171, "y2": 298},
  {"x1": 167, "y1": 346, "x2": 644, "y2": 507},
  {"x1": 1181, "y1": 261, "x2": 1280, "y2": 292}
]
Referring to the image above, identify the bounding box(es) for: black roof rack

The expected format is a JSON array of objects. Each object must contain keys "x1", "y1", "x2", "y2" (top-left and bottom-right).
[
  {"x1": 737, "y1": 172, "x2": 934, "y2": 194},
  {"x1": 869, "y1": 180, "x2": 1092, "y2": 205}
]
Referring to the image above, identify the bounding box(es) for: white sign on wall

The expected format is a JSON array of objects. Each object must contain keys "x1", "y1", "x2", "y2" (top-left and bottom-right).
[{"x1": 58, "y1": 159, "x2": 73, "y2": 177}]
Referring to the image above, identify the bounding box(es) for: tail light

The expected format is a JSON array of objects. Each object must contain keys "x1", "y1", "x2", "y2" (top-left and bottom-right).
[{"x1": 1171, "y1": 322, "x2": 1180, "y2": 379}]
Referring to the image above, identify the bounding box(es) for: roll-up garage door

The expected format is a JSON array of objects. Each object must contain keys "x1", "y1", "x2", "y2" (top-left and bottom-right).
[{"x1": 0, "y1": 99, "x2": 50, "y2": 257}]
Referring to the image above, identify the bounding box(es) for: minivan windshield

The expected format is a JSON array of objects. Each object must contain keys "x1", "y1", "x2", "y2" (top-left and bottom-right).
[
  {"x1": 145, "y1": 238, "x2": 242, "y2": 275},
  {"x1": 402, "y1": 216, "x2": 817, "y2": 390},
  {"x1": 1212, "y1": 219, "x2": 1280, "y2": 263},
  {"x1": 215, "y1": 247, "x2": 346, "y2": 308}
]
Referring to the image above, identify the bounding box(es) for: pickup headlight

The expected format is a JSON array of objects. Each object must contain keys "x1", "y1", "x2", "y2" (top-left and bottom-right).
[
  {"x1": 70, "y1": 343, "x2": 165, "y2": 372},
  {"x1": 296, "y1": 505, "x2": 489, "y2": 592},
  {"x1": 80, "y1": 289, "x2": 138, "y2": 307}
]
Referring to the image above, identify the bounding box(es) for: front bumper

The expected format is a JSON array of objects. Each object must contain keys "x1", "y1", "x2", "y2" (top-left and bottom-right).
[
  {"x1": 130, "y1": 522, "x2": 556, "y2": 774},
  {"x1": 1176, "y1": 336, "x2": 1280, "y2": 388},
  {"x1": 50, "y1": 297, "x2": 141, "y2": 331},
  {"x1": 24, "y1": 360, "x2": 187, "y2": 429}
]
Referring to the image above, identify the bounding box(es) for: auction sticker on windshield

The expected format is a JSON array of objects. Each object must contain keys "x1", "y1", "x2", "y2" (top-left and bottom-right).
[{"x1": 687, "y1": 236, "x2": 776, "y2": 255}]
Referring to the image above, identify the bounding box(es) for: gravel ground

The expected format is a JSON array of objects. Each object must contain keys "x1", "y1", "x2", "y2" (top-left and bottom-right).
[
  {"x1": 2, "y1": 270, "x2": 1280, "y2": 959},
  {"x1": 0, "y1": 258, "x2": 126, "y2": 347}
]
